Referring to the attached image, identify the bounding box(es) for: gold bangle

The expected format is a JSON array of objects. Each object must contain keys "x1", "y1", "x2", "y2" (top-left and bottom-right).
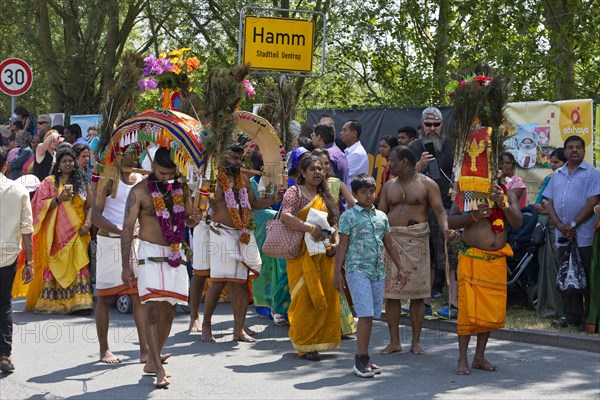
[
  {"x1": 500, "y1": 202, "x2": 510, "y2": 210},
  {"x1": 470, "y1": 212, "x2": 479, "y2": 222}
]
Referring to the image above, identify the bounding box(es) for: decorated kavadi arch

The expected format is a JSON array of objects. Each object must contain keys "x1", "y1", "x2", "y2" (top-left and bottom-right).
[{"x1": 96, "y1": 108, "x2": 286, "y2": 202}]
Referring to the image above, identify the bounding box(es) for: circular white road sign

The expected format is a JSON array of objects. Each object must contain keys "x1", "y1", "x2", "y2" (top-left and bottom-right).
[{"x1": 0, "y1": 58, "x2": 33, "y2": 96}]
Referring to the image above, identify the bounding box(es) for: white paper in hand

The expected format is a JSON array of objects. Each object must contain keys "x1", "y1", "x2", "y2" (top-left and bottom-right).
[
  {"x1": 257, "y1": 176, "x2": 267, "y2": 198},
  {"x1": 305, "y1": 208, "x2": 332, "y2": 256}
]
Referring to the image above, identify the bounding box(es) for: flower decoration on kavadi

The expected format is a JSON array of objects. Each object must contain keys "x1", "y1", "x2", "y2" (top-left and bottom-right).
[{"x1": 96, "y1": 109, "x2": 204, "y2": 266}]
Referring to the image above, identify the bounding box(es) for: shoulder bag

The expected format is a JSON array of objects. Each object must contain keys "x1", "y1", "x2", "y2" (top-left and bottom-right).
[{"x1": 262, "y1": 186, "x2": 304, "y2": 259}]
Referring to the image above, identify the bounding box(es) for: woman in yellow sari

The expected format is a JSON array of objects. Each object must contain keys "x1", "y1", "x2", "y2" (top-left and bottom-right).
[
  {"x1": 281, "y1": 155, "x2": 341, "y2": 361},
  {"x1": 313, "y1": 148, "x2": 357, "y2": 336},
  {"x1": 26, "y1": 147, "x2": 93, "y2": 314}
]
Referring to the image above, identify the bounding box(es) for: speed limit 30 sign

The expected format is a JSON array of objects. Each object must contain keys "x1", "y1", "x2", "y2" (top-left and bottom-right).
[{"x1": 0, "y1": 58, "x2": 33, "y2": 96}]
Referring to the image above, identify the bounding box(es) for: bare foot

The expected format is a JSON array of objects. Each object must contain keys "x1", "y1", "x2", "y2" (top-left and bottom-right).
[
  {"x1": 140, "y1": 353, "x2": 171, "y2": 364},
  {"x1": 100, "y1": 350, "x2": 122, "y2": 364},
  {"x1": 154, "y1": 370, "x2": 170, "y2": 389},
  {"x1": 410, "y1": 342, "x2": 425, "y2": 355},
  {"x1": 143, "y1": 364, "x2": 172, "y2": 377},
  {"x1": 244, "y1": 326, "x2": 257, "y2": 336},
  {"x1": 472, "y1": 357, "x2": 498, "y2": 372},
  {"x1": 233, "y1": 330, "x2": 257, "y2": 343},
  {"x1": 380, "y1": 343, "x2": 402, "y2": 355},
  {"x1": 189, "y1": 317, "x2": 202, "y2": 333},
  {"x1": 455, "y1": 359, "x2": 471, "y2": 375},
  {"x1": 201, "y1": 326, "x2": 216, "y2": 342}
]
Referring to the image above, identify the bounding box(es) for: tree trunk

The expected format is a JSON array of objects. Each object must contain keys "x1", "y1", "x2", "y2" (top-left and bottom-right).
[
  {"x1": 36, "y1": 0, "x2": 63, "y2": 112},
  {"x1": 542, "y1": 0, "x2": 576, "y2": 100},
  {"x1": 30, "y1": 0, "x2": 143, "y2": 114},
  {"x1": 432, "y1": 0, "x2": 450, "y2": 104}
]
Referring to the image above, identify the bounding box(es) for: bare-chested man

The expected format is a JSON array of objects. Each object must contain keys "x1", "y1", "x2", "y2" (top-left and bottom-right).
[
  {"x1": 121, "y1": 147, "x2": 202, "y2": 388},
  {"x1": 449, "y1": 182, "x2": 522, "y2": 375},
  {"x1": 192, "y1": 145, "x2": 283, "y2": 343},
  {"x1": 92, "y1": 151, "x2": 148, "y2": 364},
  {"x1": 379, "y1": 146, "x2": 455, "y2": 355}
]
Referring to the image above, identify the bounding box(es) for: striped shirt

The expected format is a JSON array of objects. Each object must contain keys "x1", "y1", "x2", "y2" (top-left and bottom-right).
[{"x1": 542, "y1": 160, "x2": 600, "y2": 247}]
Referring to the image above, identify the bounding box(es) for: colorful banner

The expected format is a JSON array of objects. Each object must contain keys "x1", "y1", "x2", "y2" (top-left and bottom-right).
[
  {"x1": 457, "y1": 127, "x2": 492, "y2": 212},
  {"x1": 504, "y1": 99, "x2": 594, "y2": 203},
  {"x1": 307, "y1": 100, "x2": 596, "y2": 198}
]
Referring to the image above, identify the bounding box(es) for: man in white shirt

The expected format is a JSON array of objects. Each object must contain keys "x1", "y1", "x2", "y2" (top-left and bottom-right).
[
  {"x1": 0, "y1": 148, "x2": 34, "y2": 373},
  {"x1": 341, "y1": 120, "x2": 369, "y2": 185}
]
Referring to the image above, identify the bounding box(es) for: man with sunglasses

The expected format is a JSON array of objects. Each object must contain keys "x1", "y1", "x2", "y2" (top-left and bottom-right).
[
  {"x1": 408, "y1": 107, "x2": 457, "y2": 319},
  {"x1": 35, "y1": 114, "x2": 52, "y2": 138}
]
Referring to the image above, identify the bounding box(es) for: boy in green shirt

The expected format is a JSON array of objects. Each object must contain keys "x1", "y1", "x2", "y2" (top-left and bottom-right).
[{"x1": 334, "y1": 174, "x2": 406, "y2": 378}]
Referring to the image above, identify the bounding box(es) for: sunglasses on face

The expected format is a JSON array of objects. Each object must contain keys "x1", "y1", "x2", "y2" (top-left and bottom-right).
[
  {"x1": 423, "y1": 122, "x2": 441, "y2": 128},
  {"x1": 37, "y1": 121, "x2": 48, "y2": 125}
]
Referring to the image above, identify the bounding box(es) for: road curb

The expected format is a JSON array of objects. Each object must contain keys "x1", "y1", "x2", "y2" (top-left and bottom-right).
[{"x1": 382, "y1": 314, "x2": 600, "y2": 354}]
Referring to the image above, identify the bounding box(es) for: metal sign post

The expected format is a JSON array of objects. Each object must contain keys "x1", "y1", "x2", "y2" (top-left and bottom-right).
[{"x1": 0, "y1": 58, "x2": 34, "y2": 114}]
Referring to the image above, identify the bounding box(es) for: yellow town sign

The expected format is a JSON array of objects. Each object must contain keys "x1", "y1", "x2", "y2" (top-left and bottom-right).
[{"x1": 243, "y1": 16, "x2": 314, "y2": 73}]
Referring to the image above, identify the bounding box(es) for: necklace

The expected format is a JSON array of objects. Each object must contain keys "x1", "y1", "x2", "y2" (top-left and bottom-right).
[
  {"x1": 148, "y1": 178, "x2": 185, "y2": 267},
  {"x1": 301, "y1": 185, "x2": 317, "y2": 200},
  {"x1": 218, "y1": 170, "x2": 252, "y2": 244},
  {"x1": 397, "y1": 172, "x2": 417, "y2": 200}
]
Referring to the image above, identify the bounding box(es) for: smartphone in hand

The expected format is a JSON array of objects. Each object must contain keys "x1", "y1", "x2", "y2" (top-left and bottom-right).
[
  {"x1": 423, "y1": 141, "x2": 440, "y2": 180},
  {"x1": 423, "y1": 141, "x2": 436, "y2": 158}
]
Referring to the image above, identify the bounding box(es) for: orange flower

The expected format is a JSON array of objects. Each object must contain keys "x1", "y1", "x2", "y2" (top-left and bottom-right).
[{"x1": 186, "y1": 57, "x2": 200, "y2": 72}]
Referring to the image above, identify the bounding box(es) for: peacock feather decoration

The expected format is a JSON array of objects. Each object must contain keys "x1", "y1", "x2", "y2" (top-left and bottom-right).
[
  {"x1": 96, "y1": 50, "x2": 145, "y2": 161},
  {"x1": 256, "y1": 81, "x2": 297, "y2": 151},
  {"x1": 447, "y1": 65, "x2": 512, "y2": 182}
]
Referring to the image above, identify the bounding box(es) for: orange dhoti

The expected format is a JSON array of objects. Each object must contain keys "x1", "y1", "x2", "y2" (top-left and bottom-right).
[{"x1": 457, "y1": 243, "x2": 513, "y2": 336}]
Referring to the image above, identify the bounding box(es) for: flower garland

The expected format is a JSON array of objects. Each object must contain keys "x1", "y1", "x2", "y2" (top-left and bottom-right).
[
  {"x1": 148, "y1": 179, "x2": 185, "y2": 267},
  {"x1": 218, "y1": 170, "x2": 252, "y2": 244}
]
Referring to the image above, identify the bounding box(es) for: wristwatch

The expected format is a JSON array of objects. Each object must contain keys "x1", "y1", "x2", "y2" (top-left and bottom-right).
[{"x1": 570, "y1": 221, "x2": 577, "y2": 228}]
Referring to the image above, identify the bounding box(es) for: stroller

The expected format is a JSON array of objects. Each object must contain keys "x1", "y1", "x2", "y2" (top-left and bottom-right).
[{"x1": 505, "y1": 205, "x2": 546, "y2": 308}]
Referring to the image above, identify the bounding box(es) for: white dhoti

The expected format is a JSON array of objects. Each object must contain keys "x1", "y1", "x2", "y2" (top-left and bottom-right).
[
  {"x1": 95, "y1": 233, "x2": 139, "y2": 297},
  {"x1": 192, "y1": 221, "x2": 261, "y2": 282},
  {"x1": 137, "y1": 240, "x2": 189, "y2": 305}
]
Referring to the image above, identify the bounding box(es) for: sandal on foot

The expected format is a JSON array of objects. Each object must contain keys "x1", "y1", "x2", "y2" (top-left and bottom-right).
[
  {"x1": 303, "y1": 351, "x2": 321, "y2": 361},
  {"x1": 0, "y1": 356, "x2": 14, "y2": 373}
]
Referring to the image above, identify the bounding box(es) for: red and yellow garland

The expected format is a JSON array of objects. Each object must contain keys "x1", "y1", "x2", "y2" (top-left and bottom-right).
[{"x1": 218, "y1": 170, "x2": 252, "y2": 244}]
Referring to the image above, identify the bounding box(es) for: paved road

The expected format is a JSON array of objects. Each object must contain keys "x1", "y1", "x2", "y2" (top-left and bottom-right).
[{"x1": 1, "y1": 298, "x2": 599, "y2": 400}]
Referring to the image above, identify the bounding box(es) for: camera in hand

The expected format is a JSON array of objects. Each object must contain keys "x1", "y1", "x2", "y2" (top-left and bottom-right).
[{"x1": 423, "y1": 141, "x2": 441, "y2": 180}]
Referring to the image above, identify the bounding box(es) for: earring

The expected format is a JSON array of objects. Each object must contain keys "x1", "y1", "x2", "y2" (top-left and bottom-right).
[{"x1": 57, "y1": 168, "x2": 61, "y2": 173}]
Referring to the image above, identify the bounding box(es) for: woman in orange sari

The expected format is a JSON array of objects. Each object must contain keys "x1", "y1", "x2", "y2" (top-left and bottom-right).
[
  {"x1": 281, "y1": 155, "x2": 340, "y2": 361},
  {"x1": 26, "y1": 147, "x2": 93, "y2": 314}
]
